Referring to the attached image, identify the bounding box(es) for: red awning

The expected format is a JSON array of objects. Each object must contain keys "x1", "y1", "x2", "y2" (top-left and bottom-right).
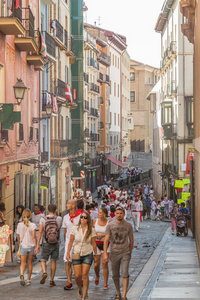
[{"x1": 106, "y1": 155, "x2": 127, "y2": 168}]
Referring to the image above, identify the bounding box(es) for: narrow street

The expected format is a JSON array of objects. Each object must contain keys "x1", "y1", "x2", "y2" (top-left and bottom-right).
[{"x1": 0, "y1": 220, "x2": 170, "y2": 300}]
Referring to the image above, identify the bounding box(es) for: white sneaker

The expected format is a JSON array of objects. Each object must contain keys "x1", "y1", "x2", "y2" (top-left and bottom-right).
[{"x1": 27, "y1": 280, "x2": 32, "y2": 286}]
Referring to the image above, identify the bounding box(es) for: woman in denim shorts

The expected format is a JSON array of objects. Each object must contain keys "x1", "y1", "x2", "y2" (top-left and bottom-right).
[
  {"x1": 17, "y1": 209, "x2": 37, "y2": 286},
  {"x1": 66, "y1": 211, "x2": 98, "y2": 300}
]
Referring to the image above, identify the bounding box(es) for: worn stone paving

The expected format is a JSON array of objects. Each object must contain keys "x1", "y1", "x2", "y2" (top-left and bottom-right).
[{"x1": 0, "y1": 220, "x2": 170, "y2": 300}]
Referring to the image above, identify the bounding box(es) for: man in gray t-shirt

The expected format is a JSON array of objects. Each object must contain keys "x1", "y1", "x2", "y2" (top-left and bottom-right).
[{"x1": 104, "y1": 207, "x2": 134, "y2": 300}]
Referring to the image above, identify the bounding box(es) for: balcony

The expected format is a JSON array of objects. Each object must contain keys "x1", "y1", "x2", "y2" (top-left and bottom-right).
[
  {"x1": 0, "y1": 0, "x2": 25, "y2": 35},
  {"x1": 84, "y1": 72, "x2": 89, "y2": 84},
  {"x1": 105, "y1": 74, "x2": 110, "y2": 84},
  {"x1": 42, "y1": 90, "x2": 52, "y2": 112},
  {"x1": 84, "y1": 128, "x2": 90, "y2": 138},
  {"x1": 97, "y1": 51, "x2": 110, "y2": 66},
  {"x1": 90, "y1": 108, "x2": 99, "y2": 118},
  {"x1": 66, "y1": 35, "x2": 75, "y2": 58},
  {"x1": 97, "y1": 72, "x2": 104, "y2": 83},
  {"x1": 90, "y1": 83, "x2": 100, "y2": 94},
  {"x1": 162, "y1": 124, "x2": 177, "y2": 140},
  {"x1": 88, "y1": 58, "x2": 99, "y2": 70},
  {"x1": 89, "y1": 132, "x2": 99, "y2": 142},
  {"x1": 41, "y1": 151, "x2": 49, "y2": 163},
  {"x1": 98, "y1": 97, "x2": 104, "y2": 106},
  {"x1": 170, "y1": 41, "x2": 177, "y2": 54},
  {"x1": 51, "y1": 20, "x2": 66, "y2": 50},
  {"x1": 84, "y1": 100, "x2": 89, "y2": 111},
  {"x1": 57, "y1": 79, "x2": 65, "y2": 99},
  {"x1": 44, "y1": 31, "x2": 56, "y2": 58},
  {"x1": 51, "y1": 139, "x2": 68, "y2": 159},
  {"x1": 98, "y1": 121, "x2": 104, "y2": 130},
  {"x1": 14, "y1": 6, "x2": 37, "y2": 52}
]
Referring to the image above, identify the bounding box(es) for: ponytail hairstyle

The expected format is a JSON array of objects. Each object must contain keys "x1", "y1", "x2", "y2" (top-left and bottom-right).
[{"x1": 22, "y1": 209, "x2": 32, "y2": 227}]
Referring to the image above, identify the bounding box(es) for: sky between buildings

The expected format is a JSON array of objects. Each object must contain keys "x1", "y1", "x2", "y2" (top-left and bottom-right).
[{"x1": 84, "y1": 0, "x2": 163, "y2": 68}]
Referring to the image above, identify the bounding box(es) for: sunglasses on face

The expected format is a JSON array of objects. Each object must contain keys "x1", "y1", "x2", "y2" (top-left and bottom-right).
[{"x1": 80, "y1": 215, "x2": 88, "y2": 219}]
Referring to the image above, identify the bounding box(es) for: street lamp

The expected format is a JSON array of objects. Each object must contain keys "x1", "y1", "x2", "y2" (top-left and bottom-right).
[
  {"x1": 32, "y1": 104, "x2": 53, "y2": 124},
  {"x1": 13, "y1": 78, "x2": 27, "y2": 105}
]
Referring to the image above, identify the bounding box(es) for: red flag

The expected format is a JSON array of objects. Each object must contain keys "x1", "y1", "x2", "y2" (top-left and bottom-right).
[
  {"x1": 15, "y1": 0, "x2": 20, "y2": 9},
  {"x1": 73, "y1": 89, "x2": 76, "y2": 100},
  {"x1": 52, "y1": 95, "x2": 57, "y2": 114},
  {"x1": 65, "y1": 84, "x2": 72, "y2": 103}
]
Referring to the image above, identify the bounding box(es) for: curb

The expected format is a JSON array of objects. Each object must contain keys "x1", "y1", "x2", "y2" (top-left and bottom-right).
[{"x1": 127, "y1": 227, "x2": 171, "y2": 300}]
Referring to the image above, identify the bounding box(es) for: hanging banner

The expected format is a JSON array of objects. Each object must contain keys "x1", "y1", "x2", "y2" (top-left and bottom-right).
[
  {"x1": 177, "y1": 199, "x2": 184, "y2": 204},
  {"x1": 182, "y1": 192, "x2": 191, "y2": 201},
  {"x1": 174, "y1": 180, "x2": 184, "y2": 188},
  {"x1": 183, "y1": 178, "x2": 190, "y2": 185},
  {"x1": 186, "y1": 148, "x2": 194, "y2": 175}
]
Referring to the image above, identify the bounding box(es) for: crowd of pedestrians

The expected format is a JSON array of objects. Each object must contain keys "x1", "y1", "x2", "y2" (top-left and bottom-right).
[{"x1": 2, "y1": 181, "x2": 190, "y2": 300}]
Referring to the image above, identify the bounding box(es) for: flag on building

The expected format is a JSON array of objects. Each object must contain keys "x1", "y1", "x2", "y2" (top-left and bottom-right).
[
  {"x1": 39, "y1": 32, "x2": 47, "y2": 58},
  {"x1": 52, "y1": 94, "x2": 58, "y2": 114},
  {"x1": 65, "y1": 84, "x2": 72, "y2": 103},
  {"x1": 83, "y1": 2, "x2": 88, "y2": 11}
]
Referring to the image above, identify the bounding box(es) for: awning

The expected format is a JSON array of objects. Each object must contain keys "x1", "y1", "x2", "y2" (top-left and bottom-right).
[{"x1": 106, "y1": 155, "x2": 127, "y2": 168}]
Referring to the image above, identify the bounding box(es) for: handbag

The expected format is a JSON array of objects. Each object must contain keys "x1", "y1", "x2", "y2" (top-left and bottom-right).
[
  {"x1": 96, "y1": 243, "x2": 104, "y2": 251},
  {"x1": 16, "y1": 227, "x2": 28, "y2": 258},
  {"x1": 72, "y1": 231, "x2": 84, "y2": 261}
]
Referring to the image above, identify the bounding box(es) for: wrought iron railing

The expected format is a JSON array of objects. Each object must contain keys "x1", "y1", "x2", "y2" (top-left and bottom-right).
[
  {"x1": 41, "y1": 151, "x2": 49, "y2": 162},
  {"x1": 84, "y1": 72, "x2": 89, "y2": 84},
  {"x1": 84, "y1": 100, "x2": 89, "y2": 111},
  {"x1": 52, "y1": 20, "x2": 63, "y2": 43},
  {"x1": 57, "y1": 79, "x2": 65, "y2": 98},
  {"x1": 44, "y1": 31, "x2": 56, "y2": 57},
  {"x1": 64, "y1": 29, "x2": 68, "y2": 48},
  {"x1": 19, "y1": 123, "x2": 24, "y2": 141},
  {"x1": 22, "y1": 6, "x2": 34, "y2": 38},
  {"x1": 42, "y1": 90, "x2": 52, "y2": 112},
  {"x1": 51, "y1": 139, "x2": 68, "y2": 158}
]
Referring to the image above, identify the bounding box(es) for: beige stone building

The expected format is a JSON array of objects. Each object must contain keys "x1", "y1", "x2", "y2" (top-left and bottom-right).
[{"x1": 130, "y1": 60, "x2": 160, "y2": 153}]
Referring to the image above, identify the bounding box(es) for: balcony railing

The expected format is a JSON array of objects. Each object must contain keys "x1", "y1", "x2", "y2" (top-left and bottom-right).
[
  {"x1": 22, "y1": 6, "x2": 34, "y2": 38},
  {"x1": 51, "y1": 139, "x2": 68, "y2": 158},
  {"x1": 98, "y1": 97, "x2": 103, "y2": 106},
  {"x1": 84, "y1": 72, "x2": 89, "y2": 84},
  {"x1": 90, "y1": 132, "x2": 99, "y2": 142},
  {"x1": 98, "y1": 72, "x2": 104, "y2": 83},
  {"x1": 99, "y1": 121, "x2": 104, "y2": 129},
  {"x1": 84, "y1": 100, "x2": 89, "y2": 111},
  {"x1": 42, "y1": 90, "x2": 52, "y2": 112},
  {"x1": 13, "y1": 0, "x2": 22, "y2": 21},
  {"x1": 89, "y1": 58, "x2": 99, "y2": 70},
  {"x1": 0, "y1": 130, "x2": 8, "y2": 142},
  {"x1": 162, "y1": 124, "x2": 177, "y2": 139},
  {"x1": 71, "y1": 36, "x2": 75, "y2": 54},
  {"x1": 29, "y1": 126, "x2": 33, "y2": 141},
  {"x1": 84, "y1": 128, "x2": 90, "y2": 138},
  {"x1": 64, "y1": 29, "x2": 68, "y2": 48},
  {"x1": 105, "y1": 74, "x2": 110, "y2": 83},
  {"x1": 90, "y1": 108, "x2": 99, "y2": 117},
  {"x1": 44, "y1": 31, "x2": 56, "y2": 58},
  {"x1": 90, "y1": 83, "x2": 100, "y2": 94},
  {"x1": 57, "y1": 79, "x2": 65, "y2": 99},
  {"x1": 41, "y1": 151, "x2": 49, "y2": 162},
  {"x1": 97, "y1": 51, "x2": 110, "y2": 66},
  {"x1": 52, "y1": 20, "x2": 63, "y2": 43},
  {"x1": 19, "y1": 123, "x2": 24, "y2": 141}
]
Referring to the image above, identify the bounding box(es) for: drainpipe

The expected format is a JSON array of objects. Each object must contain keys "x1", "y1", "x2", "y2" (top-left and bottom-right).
[{"x1": 182, "y1": 15, "x2": 186, "y2": 176}]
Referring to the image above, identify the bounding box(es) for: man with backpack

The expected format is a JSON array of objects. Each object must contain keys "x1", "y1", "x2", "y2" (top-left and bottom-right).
[{"x1": 35, "y1": 204, "x2": 62, "y2": 287}]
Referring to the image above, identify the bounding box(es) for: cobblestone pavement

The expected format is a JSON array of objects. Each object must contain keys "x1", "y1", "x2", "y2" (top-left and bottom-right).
[{"x1": 0, "y1": 220, "x2": 170, "y2": 300}]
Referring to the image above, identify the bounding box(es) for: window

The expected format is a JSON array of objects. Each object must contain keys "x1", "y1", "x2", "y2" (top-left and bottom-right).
[
  {"x1": 186, "y1": 97, "x2": 193, "y2": 124},
  {"x1": 110, "y1": 112, "x2": 112, "y2": 124},
  {"x1": 118, "y1": 114, "x2": 120, "y2": 126},
  {"x1": 130, "y1": 72, "x2": 135, "y2": 81},
  {"x1": 114, "y1": 136, "x2": 116, "y2": 145},
  {"x1": 161, "y1": 102, "x2": 172, "y2": 124},
  {"x1": 114, "y1": 82, "x2": 116, "y2": 97},
  {"x1": 110, "y1": 136, "x2": 112, "y2": 145},
  {"x1": 114, "y1": 113, "x2": 116, "y2": 125},
  {"x1": 130, "y1": 91, "x2": 135, "y2": 102}
]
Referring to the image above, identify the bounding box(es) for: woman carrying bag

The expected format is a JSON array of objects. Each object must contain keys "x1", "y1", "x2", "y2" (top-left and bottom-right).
[
  {"x1": 17, "y1": 208, "x2": 37, "y2": 286},
  {"x1": 66, "y1": 211, "x2": 98, "y2": 300}
]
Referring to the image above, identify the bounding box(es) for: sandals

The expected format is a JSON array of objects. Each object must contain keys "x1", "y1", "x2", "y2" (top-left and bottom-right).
[
  {"x1": 78, "y1": 289, "x2": 83, "y2": 298},
  {"x1": 115, "y1": 295, "x2": 121, "y2": 300},
  {"x1": 95, "y1": 279, "x2": 99, "y2": 285},
  {"x1": 40, "y1": 273, "x2": 47, "y2": 284},
  {"x1": 50, "y1": 281, "x2": 56, "y2": 287},
  {"x1": 104, "y1": 285, "x2": 109, "y2": 289}
]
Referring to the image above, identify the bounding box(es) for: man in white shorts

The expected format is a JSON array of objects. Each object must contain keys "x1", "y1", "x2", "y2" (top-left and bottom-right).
[{"x1": 62, "y1": 200, "x2": 81, "y2": 290}]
